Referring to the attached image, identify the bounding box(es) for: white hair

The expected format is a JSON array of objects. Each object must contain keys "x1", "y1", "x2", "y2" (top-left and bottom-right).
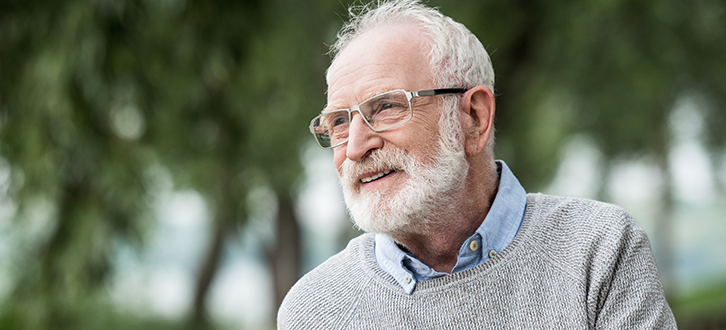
[{"x1": 327, "y1": 0, "x2": 496, "y2": 155}]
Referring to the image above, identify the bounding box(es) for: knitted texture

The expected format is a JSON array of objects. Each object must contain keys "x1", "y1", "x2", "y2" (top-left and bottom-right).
[{"x1": 278, "y1": 194, "x2": 677, "y2": 329}]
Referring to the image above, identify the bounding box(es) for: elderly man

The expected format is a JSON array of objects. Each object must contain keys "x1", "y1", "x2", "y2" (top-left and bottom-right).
[{"x1": 278, "y1": 0, "x2": 676, "y2": 328}]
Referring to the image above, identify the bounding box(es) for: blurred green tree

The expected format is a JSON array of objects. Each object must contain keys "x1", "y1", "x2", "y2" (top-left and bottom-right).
[
  {"x1": 0, "y1": 0, "x2": 154, "y2": 328},
  {"x1": 0, "y1": 0, "x2": 332, "y2": 328},
  {"x1": 133, "y1": 0, "x2": 333, "y2": 324}
]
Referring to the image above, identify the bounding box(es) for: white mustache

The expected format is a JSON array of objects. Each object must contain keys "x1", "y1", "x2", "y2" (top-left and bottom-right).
[{"x1": 340, "y1": 148, "x2": 412, "y2": 187}]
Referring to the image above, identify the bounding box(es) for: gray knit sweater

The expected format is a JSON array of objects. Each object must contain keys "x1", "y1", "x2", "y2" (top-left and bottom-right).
[{"x1": 278, "y1": 194, "x2": 677, "y2": 329}]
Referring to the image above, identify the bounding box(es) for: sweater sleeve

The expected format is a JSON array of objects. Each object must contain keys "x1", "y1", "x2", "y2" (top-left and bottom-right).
[{"x1": 588, "y1": 208, "x2": 677, "y2": 329}]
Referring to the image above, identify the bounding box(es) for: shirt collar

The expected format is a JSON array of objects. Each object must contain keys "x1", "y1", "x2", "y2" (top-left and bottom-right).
[{"x1": 374, "y1": 160, "x2": 527, "y2": 294}]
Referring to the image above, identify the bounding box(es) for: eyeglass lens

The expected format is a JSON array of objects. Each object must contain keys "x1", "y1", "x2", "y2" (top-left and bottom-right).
[{"x1": 312, "y1": 90, "x2": 411, "y2": 148}]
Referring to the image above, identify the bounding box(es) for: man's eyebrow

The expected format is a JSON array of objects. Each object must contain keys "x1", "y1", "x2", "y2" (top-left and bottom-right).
[
  {"x1": 322, "y1": 88, "x2": 398, "y2": 113},
  {"x1": 322, "y1": 104, "x2": 343, "y2": 113},
  {"x1": 363, "y1": 88, "x2": 395, "y2": 100}
]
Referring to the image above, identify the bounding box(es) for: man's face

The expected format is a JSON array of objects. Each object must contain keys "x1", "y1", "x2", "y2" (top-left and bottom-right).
[{"x1": 326, "y1": 24, "x2": 469, "y2": 235}]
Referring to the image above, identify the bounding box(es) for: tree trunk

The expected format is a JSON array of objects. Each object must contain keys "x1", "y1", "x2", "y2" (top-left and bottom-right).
[
  {"x1": 190, "y1": 214, "x2": 231, "y2": 329},
  {"x1": 654, "y1": 151, "x2": 675, "y2": 297},
  {"x1": 652, "y1": 116, "x2": 675, "y2": 297},
  {"x1": 269, "y1": 192, "x2": 301, "y2": 310}
]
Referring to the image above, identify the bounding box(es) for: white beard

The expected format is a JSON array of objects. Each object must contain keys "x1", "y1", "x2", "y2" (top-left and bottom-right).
[{"x1": 339, "y1": 114, "x2": 469, "y2": 236}]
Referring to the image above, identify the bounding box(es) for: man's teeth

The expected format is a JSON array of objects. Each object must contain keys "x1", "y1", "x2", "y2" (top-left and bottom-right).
[{"x1": 361, "y1": 169, "x2": 394, "y2": 183}]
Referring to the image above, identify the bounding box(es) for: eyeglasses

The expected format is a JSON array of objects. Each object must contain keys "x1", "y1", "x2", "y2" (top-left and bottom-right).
[{"x1": 309, "y1": 88, "x2": 467, "y2": 149}]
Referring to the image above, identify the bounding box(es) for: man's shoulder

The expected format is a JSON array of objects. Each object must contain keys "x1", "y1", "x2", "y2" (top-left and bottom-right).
[
  {"x1": 277, "y1": 233, "x2": 375, "y2": 329},
  {"x1": 526, "y1": 193, "x2": 638, "y2": 233},
  {"x1": 284, "y1": 233, "x2": 373, "y2": 296},
  {"x1": 522, "y1": 194, "x2": 649, "y2": 263},
  {"x1": 522, "y1": 193, "x2": 652, "y2": 274}
]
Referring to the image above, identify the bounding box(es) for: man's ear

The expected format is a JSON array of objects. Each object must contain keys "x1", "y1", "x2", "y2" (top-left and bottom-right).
[{"x1": 459, "y1": 85, "x2": 496, "y2": 157}]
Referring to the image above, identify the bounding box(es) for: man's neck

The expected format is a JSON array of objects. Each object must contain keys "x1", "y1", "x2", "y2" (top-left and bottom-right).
[
  {"x1": 389, "y1": 161, "x2": 500, "y2": 273},
  {"x1": 393, "y1": 219, "x2": 486, "y2": 273}
]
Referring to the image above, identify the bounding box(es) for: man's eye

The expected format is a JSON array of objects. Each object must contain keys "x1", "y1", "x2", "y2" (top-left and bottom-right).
[
  {"x1": 383, "y1": 101, "x2": 407, "y2": 111},
  {"x1": 331, "y1": 115, "x2": 349, "y2": 127},
  {"x1": 334, "y1": 118, "x2": 347, "y2": 126},
  {"x1": 375, "y1": 102, "x2": 398, "y2": 113}
]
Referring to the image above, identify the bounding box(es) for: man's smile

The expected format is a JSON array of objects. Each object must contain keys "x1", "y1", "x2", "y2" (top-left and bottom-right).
[{"x1": 360, "y1": 169, "x2": 398, "y2": 183}]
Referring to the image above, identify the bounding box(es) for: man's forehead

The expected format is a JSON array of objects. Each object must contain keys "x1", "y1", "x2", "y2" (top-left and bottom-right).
[{"x1": 324, "y1": 26, "x2": 434, "y2": 112}]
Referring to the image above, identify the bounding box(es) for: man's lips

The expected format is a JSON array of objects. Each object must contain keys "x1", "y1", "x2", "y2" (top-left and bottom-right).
[{"x1": 360, "y1": 169, "x2": 397, "y2": 183}]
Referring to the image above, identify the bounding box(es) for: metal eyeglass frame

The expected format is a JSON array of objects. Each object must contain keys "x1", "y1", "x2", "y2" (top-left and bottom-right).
[{"x1": 309, "y1": 88, "x2": 468, "y2": 149}]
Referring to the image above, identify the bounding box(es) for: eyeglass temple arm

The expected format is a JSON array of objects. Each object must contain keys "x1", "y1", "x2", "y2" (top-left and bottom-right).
[{"x1": 412, "y1": 88, "x2": 469, "y2": 97}]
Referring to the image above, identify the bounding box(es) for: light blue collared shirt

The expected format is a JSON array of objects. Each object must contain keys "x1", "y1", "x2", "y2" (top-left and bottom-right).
[{"x1": 374, "y1": 160, "x2": 527, "y2": 294}]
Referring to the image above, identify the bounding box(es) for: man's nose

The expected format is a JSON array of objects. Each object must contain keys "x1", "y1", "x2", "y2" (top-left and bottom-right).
[{"x1": 345, "y1": 113, "x2": 383, "y2": 161}]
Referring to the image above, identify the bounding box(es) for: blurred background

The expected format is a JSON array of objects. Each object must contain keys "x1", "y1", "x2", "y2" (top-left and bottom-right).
[{"x1": 0, "y1": 0, "x2": 724, "y2": 329}]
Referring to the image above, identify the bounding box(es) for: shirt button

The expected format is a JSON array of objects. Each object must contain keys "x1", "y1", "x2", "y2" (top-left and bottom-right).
[
  {"x1": 488, "y1": 250, "x2": 497, "y2": 258},
  {"x1": 469, "y1": 240, "x2": 479, "y2": 251},
  {"x1": 404, "y1": 275, "x2": 412, "y2": 284}
]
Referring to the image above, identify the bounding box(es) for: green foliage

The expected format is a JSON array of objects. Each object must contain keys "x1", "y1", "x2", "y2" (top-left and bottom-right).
[
  {"x1": 0, "y1": 0, "x2": 333, "y2": 327},
  {"x1": 0, "y1": 291, "x2": 189, "y2": 330},
  {"x1": 672, "y1": 279, "x2": 726, "y2": 328},
  {"x1": 0, "y1": 0, "x2": 155, "y2": 327}
]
